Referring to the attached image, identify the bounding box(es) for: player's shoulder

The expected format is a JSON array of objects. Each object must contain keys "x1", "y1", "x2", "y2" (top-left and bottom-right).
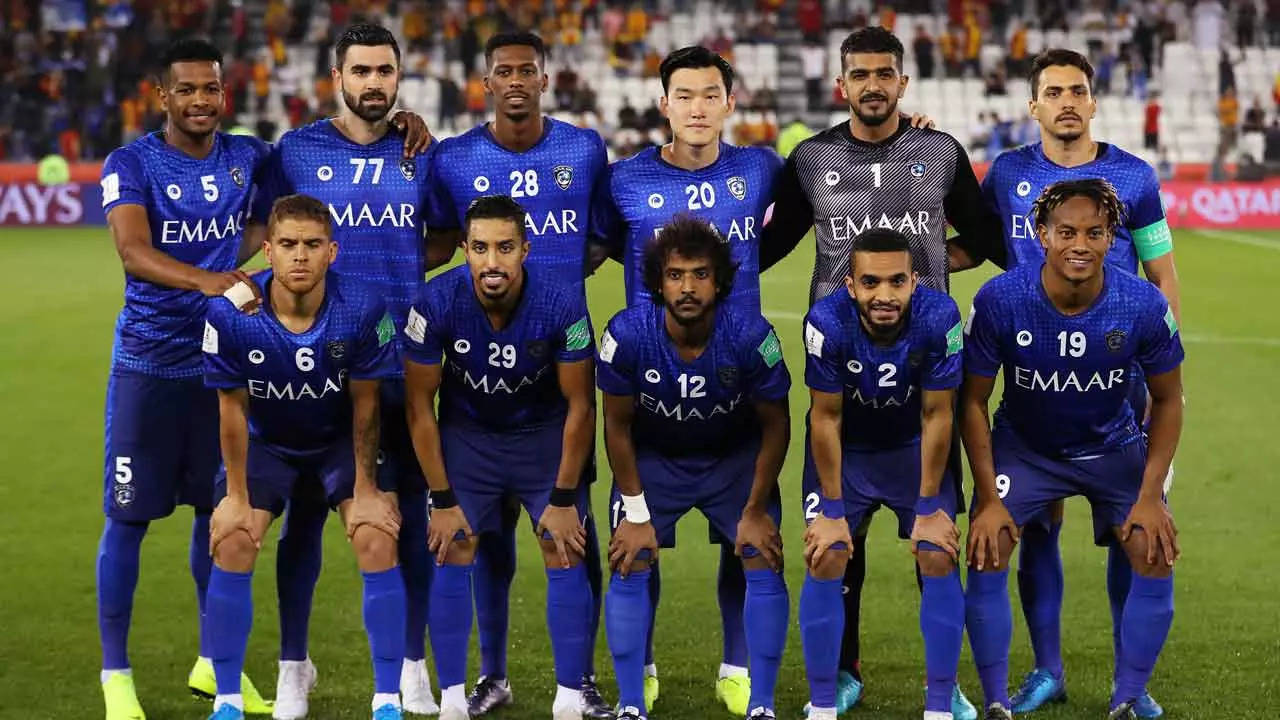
[
  {"x1": 222, "y1": 131, "x2": 271, "y2": 161},
  {"x1": 1100, "y1": 142, "x2": 1154, "y2": 171},
  {"x1": 609, "y1": 145, "x2": 661, "y2": 178},
  {"x1": 988, "y1": 143, "x2": 1038, "y2": 176},
  {"x1": 807, "y1": 289, "x2": 853, "y2": 327},
  {"x1": 1108, "y1": 266, "x2": 1165, "y2": 304},
  {"x1": 605, "y1": 302, "x2": 653, "y2": 340},
  {"x1": 913, "y1": 284, "x2": 960, "y2": 318},
  {"x1": 719, "y1": 302, "x2": 773, "y2": 341},
  {"x1": 1099, "y1": 143, "x2": 1160, "y2": 187},
  {"x1": 274, "y1": 120, "x2": 329, "y2": 149},
  {"x1": 327, "y1": 270, "x2": 381, "y2": 312},
  {"x1": 792, "y1": 122, "x2": 848, "y2": 159},
  {"x1": 975, "y1": 263, "x2": 1036, "y2": 306},
  {"x1": 525, "y1": 265, "x2": 581, "y2": 311},
  {"x1": 437, "y1": 123, "x2": 488, "y2": 154},
  {"x1": 548, "y1": 116, "x2": 605, "y2": 146},
  {"x1": 728, "y1": 142, "x2": 784, "y2": 173},
  {"x1": 421, "y1": 264, "x2": 471, "y2": 305}
]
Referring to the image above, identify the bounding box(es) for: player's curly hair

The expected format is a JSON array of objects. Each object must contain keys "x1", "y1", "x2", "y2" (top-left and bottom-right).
[
  {"x1": 642, "y1": 214, "x2": 736, "y2": 304},
  {"x1": 267, "y1": 194, "x2": 332, "y2": 238},
  {"x1": 1031, "y1": 179, "x2": 1127, "y2": 236}
]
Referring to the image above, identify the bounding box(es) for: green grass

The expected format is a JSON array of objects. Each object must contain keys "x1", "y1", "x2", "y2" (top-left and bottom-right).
[{"x1": 1, "y1": 227, "x2": 1278, "y2": 719}]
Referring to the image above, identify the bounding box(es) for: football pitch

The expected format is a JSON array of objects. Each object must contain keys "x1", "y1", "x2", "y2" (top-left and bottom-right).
[{"x1": 1, "y1": 226, "x2": 1278, "y2": 719}]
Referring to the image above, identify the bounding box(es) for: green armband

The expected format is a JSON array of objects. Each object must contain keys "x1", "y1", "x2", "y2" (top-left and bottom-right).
[{"x1": 1132, "y1": 218, "x2": 1174, "y2": 262}]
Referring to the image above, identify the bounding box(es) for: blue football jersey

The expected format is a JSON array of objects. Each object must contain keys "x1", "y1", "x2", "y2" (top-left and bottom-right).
[
  {"x1": 982, "y1": 143, "x2": 1172, "y2": 272},
  {"x1": 596, "y1": 302, "x2": 791, "y2": 457},
  {"x1": 425, "y1": 118, "x2": 608, "y2": 293},
  {"x1": 591, "y1": 143, "x2": 784, "y2": 312},
  {"x1": 803, "y1": 286, "x2": 963, "y2": 451},
  {"x1": 202, "y1": 270, "x2": 399, "y2": 454},
  {"x1": 402, "y1": 265, "x2": 594, "y2": 431},
  {"x1": 101, "y1": 131, "x2": 270, "y2": 378},
  {"x1": 252, "y1": 120, "x2": 436, "y2": 348},
  {"x1": 963, "y1": 263, "x2": 1184, "y2": 458}
]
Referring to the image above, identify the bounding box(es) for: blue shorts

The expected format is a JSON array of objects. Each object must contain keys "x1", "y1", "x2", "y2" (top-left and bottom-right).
[
  {"x1": 801, "y1": 436, "x2": 957, "y2": 538},
  {"x1": 981, "y1": 426, "x2": 1148, "y2": 546},
  {"x1": 214, "y1": 437, "x2": 397, "y2": 515},
  {"x1": 440, "y1": 420, "x2": 589, "y2": 536},
  {"x1": 103, "y1": 370, "x2": 219, "y2": 521},
  {"x1": 610, "y1": 444, "x2": 782, "y2": 554}
]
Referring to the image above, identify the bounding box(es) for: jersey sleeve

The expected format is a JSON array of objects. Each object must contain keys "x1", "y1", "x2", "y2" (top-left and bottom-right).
[
  {"x1": 758, "y1": 153, "x2": 814, "y2": 272},
  {"x1": 1135, "y1": 292, "x2": 1184, "y2": 377},
  {"x1": 250, "y1": 143, "x2": 291, "y2": 223},
  {"x1": 424, "y1": 147, "x2": 461, "y2": 230},
  {"x1": 202, "y1": 300, "x2": 245, "y2": 389},
  {"x1": 802, "y1": 309, "x2": 844, "y2": 393},
  {"x1": 943, "y1": 135, "x2": 1009, "y2": 270},
  {"x1": 402, "y1": 285, "x2": 445, "y2": 365},
  {"x1": 1128, "y1": 164, "x2": 1174, "y2": 262},
  {"x1": 962, "y1": 285, "x2": 1003, "y2": 377},
  {"x1": 351, "y1": 297, "x2": 401, "y2": 380},
  {"x1": 595, "y1": 315, "x2": 636, "y2": 396},
  {"x1": 100, "y1": 148, "x2": 146, "y2": 214},
  {"x1": 921, "y1": 300, "x2": 964, "y2": 390},
  {"x1": 588, "y1": 163, "x2": 626, "y2": 253},
  {"x1": 742, "y1": 316, "x2": 791, "y2": 401},
  {"x1": 555, "y1": 292, "x2": 595, "y2": 363}
]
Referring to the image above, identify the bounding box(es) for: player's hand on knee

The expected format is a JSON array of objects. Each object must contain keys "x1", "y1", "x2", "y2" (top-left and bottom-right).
[
  {"x1": 967, "y1": 500, "x2": 1017, "y2": 571},
  {"x1": 389, "y1": 110, "x2": 433, "y2": 157},
  {"x1": 803, "y1": 515, "x2": 852, "y2": 570},
  {"x1": 608, "y1": 520, "x2": 658, "y2": 576},
  {"x1": 1122, "y1": 495, "x2": 1179, "y2": 566},
  {"x1": 538, "y1": 505, "x2": 587, "y2": 568},
  {"x1": 736, "y1": 507, "x2": 784, "y2": 571},
  {"x1": 426, "y1": 505, "x2": 472, "y2": 565},
  {"x1": 210, "y1": 494, "x2": 259, "y2": 555},
  {"x1": 346, "y1": 489, "x2": 402, "y2": 541},
  {"x1": 911, "y1": 509, "x2": 961, "y2": 561}
]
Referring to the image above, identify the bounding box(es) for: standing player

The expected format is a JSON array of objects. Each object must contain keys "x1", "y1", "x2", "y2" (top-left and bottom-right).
[
  {"x1": 599, "y1": 216, "x2": 791, "y2": 720},
  {"x1": 978, "y1": 49, "x2": 1181, "y2": 718},
  {"x1": 202, "y1": 194, "x2": 405, "y2": 720},
  {"x1": 97, "y1": 38, "x2": 272, "y2": 720},
  {"x1": 589, "y1": 45, "x2": 783, "y2": 714},
  {"x1": 403, "y1": 195, "x2": 597, "y2": 720},
  {"x1": 760, "y1": 25, "x2": 1002, "y2": 718},
  {"x1": 797, "y1": 229, "x2": 966, "y2": 720},
  {"x1": 425, "y1": 31, "x2": 612, "y2": 718},
  {"x1": 249, "y1": 23, "x2": 442, "y2": 717},
  {"x1": 960, "y1": 179, "x2": 1183, "y2": 720}
]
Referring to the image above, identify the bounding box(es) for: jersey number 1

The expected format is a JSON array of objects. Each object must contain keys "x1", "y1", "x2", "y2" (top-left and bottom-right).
[{"x1": 869, "y1": 163, "x2": 882, "y2": 188}]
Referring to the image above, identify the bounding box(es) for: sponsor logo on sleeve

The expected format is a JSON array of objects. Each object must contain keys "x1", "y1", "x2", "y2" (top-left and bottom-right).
[
  {"x1": 565, "y1": 316, "x2": 591, "y2": 352},
  {"x1": 376, "y1": 311, "x2": 395, "y2": 347},
  {"x1": 757, "y1": 329, "x2": 783, "y2": 368},
  {"x1": 804, "y1": 322, "x2": 824, "y2": 357},
  {"x1": 101, "y1": 172, "x2": 120, "y2": 206},
  {"x1": 202, "y1": 321, "x2": 218, "y2": 353},
  {"x1": 599, "y1": 329, "x2": 618, "y2": 363},
  {"x1": 1163, "y1": 307, "x2": 1179, "y2": 337},
  {"x1": 946, "y1": 320, "x2": 963, "y2": 356},
  {"x1": 405, "y1": 307, "x2": 427, "y2": 344}
]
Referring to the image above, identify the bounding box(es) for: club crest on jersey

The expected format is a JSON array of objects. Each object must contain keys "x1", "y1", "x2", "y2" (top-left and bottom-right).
[
  {"x1": 718, "y1": 366, "x2": 739, "y2": 388},
  {"x1": 909, "y1": 163, "x2": 926, "y2": 178},
  {"x1": 327, "y1": 340, "x2": 347, "y2": 360},
  {"x1": 166, "y1": 184, "x2": 182, "y2": 200},
  {"x1": 454, "y1": 339, "x2": 472, "y2": 354},
  {"x1": 648, "y1": 193, "x2": 665, "y2": 209},
  {"x1": 400, "y1": 158, "x2": 416, "y2": 181},
  {"x1": 1017, "y1": 181, "x2": 1032, "y2": 197},
  {"x1": 526, "y1": 339, "x2": 549, "y2": 359},
  {"x1": 249, "y1": 349, "x2": 266, "y2": 364},
  {"x1": 553, "y1": 165, "x2": 573, "y2": 190},
  {"x1": 1106, "y1": 329, "x2": 1127, "y2": 352},
  {"x1": 644, "y1": 369, "x2": 661, "y2": 383},
  {"x1": 726, "y1": 176, "x2": 747, "y2": 201},
  {"x1": 473, "y1": 176, "x2": 490, "y2": 192},
  {"x1": 230, "y1": 167, "x2": 245, "y2": 187}
]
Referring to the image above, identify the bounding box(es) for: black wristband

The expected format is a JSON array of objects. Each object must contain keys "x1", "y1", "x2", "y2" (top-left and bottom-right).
[
  {"x1": 430, "y1": 487, "x2": 458, "y2": 509},
  {"x1": 549, "y1": 486, "x2": 577, "y2": 507}
]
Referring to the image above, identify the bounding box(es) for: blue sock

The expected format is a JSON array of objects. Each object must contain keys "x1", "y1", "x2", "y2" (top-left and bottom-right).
[
  {"x1": 428, "y1": 563, "x2": 474, "y2": 690},
  {"x1": 363, "y1": 567, "x2": 407, "y2": 694},
  {"x1": 921, "y1": 570, "x2": 965, "y2": 712},
  {"x1": 1112, "y1": 573, "x2": 1173, "y2": 708},
  {"x1": 719, "y1": 546, "x2": 749, "y2": 668},
  {"x1": 583, "y1": 513, "x2": 605, "y2": 677},
  {"x1": 475, "y1": 526, "x2": 516, "y2": 678},
  {"x1": 799, "y1": 574, "x2": 843, "y2": 709},
  {"x1": 1106, "y1": 542, "x2": 1132, "y2": 678},
  {"x1": 606, "y1": 569, "x2": 652, "y2": 711},
  {"x1": 547, "y1": 563, "x2": 591, "y2": 687},
  {"x1": 97, "y1": 518, "x2": 148, "y2": 670},
  {"x1": 644, "y1": 564, "x2": 660, "y2": 667},
  {"x1": 1017, "y1": 521, "x2": 1064, "y2": 678},
  {"x1": 966, "y1": 568, "x2": 1012, "y2": 709},
  {"x1": 190, "y1": 513, "x2": 213, "y2": 658},
  {"x1": 744, "y1": 568, "x2": 788, "y2": 711},
  {"x1": 206, "y1": 566, "x2": 254, "y2": 696},
  {"x1": 397, "y1": 492, "x2": 432, "y2": 661},
  {"x1": 276, "y1": 500, "x2": 326, "y2": 661}
]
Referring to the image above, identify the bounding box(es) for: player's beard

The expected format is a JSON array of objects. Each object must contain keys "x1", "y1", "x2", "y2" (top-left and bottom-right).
[
  {"x1": 850, "y1": 91, "x2": 898, "y2": 127},
  {"x1": 856, "y1": 299, "x2": 909, "y2": 340},
  {"x1": 666, "y1": 297, "x2": 711, "y2": 326},
  {"x1": 341, "y1": 86, "x2": 396, "y2": 122}
]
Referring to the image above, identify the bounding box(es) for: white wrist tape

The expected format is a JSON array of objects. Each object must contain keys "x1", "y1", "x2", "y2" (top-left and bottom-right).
[
  {"x1": 621, "y1": 493, "x2": 650, "y2": 524},
  {"x1": 223, "y1": 280, "x2": 256, "y2": 310}
]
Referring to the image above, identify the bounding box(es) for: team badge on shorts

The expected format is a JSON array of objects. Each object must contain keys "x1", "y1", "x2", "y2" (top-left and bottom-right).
[
  {"x1": 718, "y1": 366, "x2": 739, "y2": 388},
  {"x1": 400, "y1": 158, "x2": 416, "y2": 181},
  {"x1": 727, "y1": 176, "x2": 747, "y2": 201},
  {"x1": 231, "y1": 167, "x2": 245, "y2": 187},
  {"x1": 114, "y1": 484, "x2": 135, "y2": 508},
  {"x1": 327, "y1": 339, "x2": 347, "y2": 359},
  {"x1": 1106, "y1": 329, "x2": 1127, "y2": 352},
  {"x1": 554, "y1": 165, "x2": 573, "y2": 190}
]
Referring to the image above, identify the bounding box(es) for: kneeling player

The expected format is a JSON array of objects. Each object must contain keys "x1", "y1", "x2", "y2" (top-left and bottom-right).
[
  {"x1": 404, "y1": 195, "x2": 596, "y2": 720},
  {"x1": 798, "y1": 229, "x2": 967, "y2": 720},
  {"x1": 960, "y1": 180, "x2": 1183, "y2": 720},
  {"x1": 202, "y1": 195, "x2": 406, "y2": 720},
  {"x1": 599, "y1": 216, "x2": 791, "y2": 720}
]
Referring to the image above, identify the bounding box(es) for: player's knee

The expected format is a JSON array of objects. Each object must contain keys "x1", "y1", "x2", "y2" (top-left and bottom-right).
[
  {"x1": 351, "y1": 525, "x2": 398, "y2": 572},
  {"x1": 741, "y1": 553, "x2": 775, "y2": 572},
  {"x1": 538, "y1": 538, "x2": 583, "y2": 568},
  {"x1": 808, "y1": 546, "x2": 849, "y2": 580},
  {"x1": 442, "y1": 535, "x2": 477, "y2": 566},
  {"x1": 917, "y1": 549, "x2": 956, "y2": 577},
  {"x1": 213, "y1": 531, "x2": 259, "y2": 573},
  {"x1": 1121, "y1": 529, "x2": 1174, "y2": 579}
]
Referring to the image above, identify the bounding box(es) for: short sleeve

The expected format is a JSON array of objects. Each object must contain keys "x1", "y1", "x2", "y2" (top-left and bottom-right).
[
  {"x1": 1135, "y1": 292, "x2": 1184, "y2": 377},
  {"x1": 802, "y1": 310, "x2": 844, "y2": 393},
  {"x1": 741, "y1": 316, "x2": 791, "y2": 401},
  {"x1": 402, "y1": 285, "x2": 446, "y2": 365},
  {"x1": 250, "y1": 144, "x2": 290, "y2": 223},
  {"x1": 424, "y1": 147, "x2": 461, "y2": 230},
  {"x1": 202, "y1": 300, "x2": 244, "y2": 389},
  {"x1": 962, "y1": 285, "x2": 1003, "y2": 377},
  {"x1": 595, "y1": 315, "x2": 636, "y2": 396},
  {"x1": 921, "y1": 300, "x2": 964, "y2": 390},
  {"x1": 350, "y1": 297, "x2": 401, "y2": 380},
  {"x1": 1128, "y1": 164, "x2": 1173, "y2": 262},
  {"x1": 588, "y1": 163, "x2": 625, "y2": 252},
  {"x1": 555, "y1": 292, "x2": 595, "y2": 363},
  {"x1": 100, "y1": 148, "x2": 146, "y2": 213}
]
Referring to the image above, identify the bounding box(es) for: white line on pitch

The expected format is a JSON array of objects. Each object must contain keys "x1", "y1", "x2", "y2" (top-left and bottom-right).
[{"x1": 1193, "y1": 229, "x2": 1280, "y2": 252}]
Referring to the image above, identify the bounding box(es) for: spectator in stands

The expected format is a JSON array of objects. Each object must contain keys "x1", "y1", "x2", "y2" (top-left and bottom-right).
[
  {"x1": 1157, "y1": 146, "x2": 1176, "y2": 181},
  {"x1": 1235, "y1": 0, "x2": 1259, "y2": 46},
  {"x1": 985, "y1": 68, "x2": 1008, "y2": 96},
  {"x1": 1219, "y1": 86, "x2": 1240, "y2": 152},
  {"x1": 1237, "y1": 152, "x2": 1267, "y2": 180},
  {"x1": 801, "y1": 44, "x2": 827, "y2": 110},
  {"x1": 1194, "y1": 0, "x2": 1227, "y2": 49},
  {"x1": 914, "y1": 25, "x2": 936, "y2": 79},
  {"x1": 1144, "y1": 93, "x2": 1162, "y2": 149},
  {"x1": 1264, "y1": 117, "x2": 1280, "y2": 168},
  {"x1": 1269, "y1": 1, "x2": 1280, "y2": 45},
  {"x1": 555, "y1": 66, "x2": 579, "y2": 110},
  {"x1": 798, "y1": 0, "x2": 823, "y2": 40},
  {"x1": 776, "y1": 116, "x2": 812, "y2": 158},
  {"x1": 1218, "y1": 47, "x2": 1238, "y2": 94},
  {"x1": 962, "y1": 10, "x2": 982, "y2": 76},
  {"x1": 1095, "y1": 44, "x2": 1117, "y2": 95},
  {"x1": 465, "y1": 71, "x2": 486, "y2": 124},
  {"x1": 970, "y1": 110, "x2": 992, "y2": 151},
  {"x1": 1007, "y1": 20, "x2": 1029, "y2": 77},
  {"x1": 941, "y1": 23, "x2": 963, "y2": 77},
  {"x1": 1243, "y1": 96, "x2": 1267, "y2": 132}
]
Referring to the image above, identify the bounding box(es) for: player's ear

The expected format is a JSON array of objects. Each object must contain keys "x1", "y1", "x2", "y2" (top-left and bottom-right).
[
  {"x1": 483, "y1": 74, "x2": 493, "y2": 96},
  {"x1": 659, "y1": 95, "x2": 669, "y2": 118},
  {"x1": 836, "y1": 76, "x2": 848, "y2": 102},
  {"x1": 726, "y1": 91, "x2": 736, "y2": 114},
  {"x1": 327, "y1": 238, "x2": 338, "y2": 262}
]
